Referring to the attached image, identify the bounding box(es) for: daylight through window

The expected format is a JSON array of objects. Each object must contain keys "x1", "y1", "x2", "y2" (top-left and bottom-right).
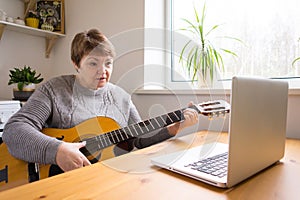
[{"x1": 171, "y1": 0, "x2": 300, "y2": 82}]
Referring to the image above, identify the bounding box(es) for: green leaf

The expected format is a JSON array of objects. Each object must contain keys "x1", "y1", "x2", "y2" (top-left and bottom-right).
[
  {"x1": 7, "y1": 65, "x2": 43, "y2": 89},
  {"x1": 220, "y1": 48, "x2": 238, "y2": 57},
  {"x1": 17, "y1": 82, "x2": 24, "y2": 91},
  {"x1": 179, "y1": 40, "x2": 192, "y2": 62},
  {"x1": 292, "y1": 57, "x2": 300, "y2": 67},
  {"x1": 206, "y1": 24, "x2": 221, "y2": 37},
  {"x1": 181, "y1": 18, "x2": 200, "y2": 35}
]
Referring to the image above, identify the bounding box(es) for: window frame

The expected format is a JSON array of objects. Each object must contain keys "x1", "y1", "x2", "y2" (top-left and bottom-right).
[{"x1": 143, "y1": 0, "x2": 300, "y2": 91}]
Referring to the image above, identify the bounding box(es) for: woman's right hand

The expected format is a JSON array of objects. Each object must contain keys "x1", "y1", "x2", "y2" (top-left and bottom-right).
[{"x1": 56, "y1": 141, "x2": 91, "y2": 172}]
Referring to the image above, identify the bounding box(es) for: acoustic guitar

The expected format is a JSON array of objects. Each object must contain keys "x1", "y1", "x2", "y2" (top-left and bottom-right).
[{"x1": 0, "y1": 100, "x2": 230, "y2": 191}]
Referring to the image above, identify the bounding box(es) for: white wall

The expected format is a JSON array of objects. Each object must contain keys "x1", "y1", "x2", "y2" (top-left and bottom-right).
[
  {"x1": 0, "y1": 0, "x2": 300, "y2": 139},
  {"x1": 0, "y1": 0, "x2": 54, "y2": 99}
]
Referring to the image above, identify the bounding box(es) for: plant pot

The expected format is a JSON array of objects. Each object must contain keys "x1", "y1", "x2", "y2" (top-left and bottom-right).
[
  {"x1": 13, "y1": 90, "x2": 34, "y2": 101},
  {"x1": 25, "y1": 18, "x2": 39, "y2": 28},
  {"x1": 13, "y1": 83, "x2": 36, "y2": 101},
  {"x1": 22, "y1": 83, "x2": 36, "y2": 91}
]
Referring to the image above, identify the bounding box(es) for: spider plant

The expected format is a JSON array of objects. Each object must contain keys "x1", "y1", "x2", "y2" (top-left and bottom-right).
[{"x1": 179, "y1": 3, "x2": 242, "y2": 85}]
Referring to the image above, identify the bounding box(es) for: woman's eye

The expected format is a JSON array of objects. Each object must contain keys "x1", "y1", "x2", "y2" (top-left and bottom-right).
[
  {"x1": 89, "y1": 62, "x2": 97, "y2": 67},
  {"x1": 106, "y1": 61, "x2": 113, "y2": 68}
]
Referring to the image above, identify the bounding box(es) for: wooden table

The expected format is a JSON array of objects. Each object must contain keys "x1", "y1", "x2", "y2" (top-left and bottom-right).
[{"x1": 0, "y1": 131, "x2": 299, "y2": 200}]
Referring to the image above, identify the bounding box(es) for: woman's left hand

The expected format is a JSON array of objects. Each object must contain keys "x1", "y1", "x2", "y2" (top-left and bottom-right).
[{"x1": 167, "y1": 101, "x2": 199, "y2": 136}]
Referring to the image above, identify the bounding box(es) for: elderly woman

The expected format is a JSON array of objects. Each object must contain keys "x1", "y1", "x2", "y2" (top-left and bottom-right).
[{"x1": 3, "y1": 28, "x2": 198, "y2": 176}]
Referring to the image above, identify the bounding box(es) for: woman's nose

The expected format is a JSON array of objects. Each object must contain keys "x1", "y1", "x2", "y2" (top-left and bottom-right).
[{"x1": 97, "y1": 65, "x2": 106, "y2": 73}]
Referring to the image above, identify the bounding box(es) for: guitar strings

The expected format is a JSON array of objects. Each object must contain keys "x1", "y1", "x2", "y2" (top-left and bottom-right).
[{"x1": 82, "y1": 110, "x2": 184, "y2": 155}]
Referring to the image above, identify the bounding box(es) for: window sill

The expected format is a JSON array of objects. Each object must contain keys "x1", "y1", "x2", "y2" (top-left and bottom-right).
[
  {"x1": 134, "y1": 88, "x2": 231, "y2": 95},
  {"x1": 134, "y1": 88, "x2": 300, "y2": 95},
  {"x1": 135, "y1": 78, "x2": 300, "y2": 95}
]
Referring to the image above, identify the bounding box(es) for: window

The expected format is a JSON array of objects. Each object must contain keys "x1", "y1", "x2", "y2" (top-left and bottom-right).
[
  {"x1": 171, "y1": 0, "x2": 300, "y2": 84},
  {"x1": 144, "y1": 0, "x2": 300, "y2": 90}
]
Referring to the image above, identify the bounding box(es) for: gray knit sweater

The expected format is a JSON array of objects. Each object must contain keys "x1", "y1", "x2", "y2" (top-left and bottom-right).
[{"x1": 3, "y1": 75, "x2": 172, "y2": 165}]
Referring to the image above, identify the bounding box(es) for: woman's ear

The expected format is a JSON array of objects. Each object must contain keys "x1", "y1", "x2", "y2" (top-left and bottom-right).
[{"x1": 73, "y1": 61, "x2": 80, "y2": 73}]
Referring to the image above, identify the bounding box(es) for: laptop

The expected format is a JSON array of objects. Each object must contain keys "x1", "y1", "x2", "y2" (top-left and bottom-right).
[{"x1": 151, "y1": 76, "x2": 289, "y2": 188}]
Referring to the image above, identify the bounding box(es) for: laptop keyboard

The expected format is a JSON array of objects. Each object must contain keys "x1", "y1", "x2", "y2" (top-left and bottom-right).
[{"x1": 184, "y1": 152, "x2": 228, "y2": 178}]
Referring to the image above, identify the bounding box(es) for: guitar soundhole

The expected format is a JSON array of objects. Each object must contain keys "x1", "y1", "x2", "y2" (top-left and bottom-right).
[
  {"x1": 0, "y1": 165, "x2": 8, "y2": 183},
  {"x1": 55, "y1": 135, "x2": 64, "y2": 140}
]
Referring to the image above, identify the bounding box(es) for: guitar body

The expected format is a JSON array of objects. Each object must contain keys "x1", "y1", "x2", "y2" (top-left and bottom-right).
[
  {"x1": 40, "y1": 116, "x2": 121, "y2": 179},
  {"x1": 0, "y1": 116, "x2": 121, "y2": 190},
  {"x1": 0, "y1": 141, "x2": 29, "y2": 191}
]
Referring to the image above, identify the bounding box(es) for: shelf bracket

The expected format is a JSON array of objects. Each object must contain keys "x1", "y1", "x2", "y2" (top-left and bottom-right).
[
  {"x1": 45, "y1": 36, "x2": 58, "y2": 58},
  {"x1": 0, "y1": 24, "x2": 6, "y2": 40}
]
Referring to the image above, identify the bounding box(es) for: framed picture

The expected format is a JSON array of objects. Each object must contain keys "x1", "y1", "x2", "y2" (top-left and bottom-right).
[{"x1": 36, "y1": 0, "x2": 65, "y2": 34}]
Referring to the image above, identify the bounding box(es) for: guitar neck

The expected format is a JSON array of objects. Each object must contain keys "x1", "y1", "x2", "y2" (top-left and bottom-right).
[{"x1": 83, "y1": 106, "x2": 196, "y2": 151}]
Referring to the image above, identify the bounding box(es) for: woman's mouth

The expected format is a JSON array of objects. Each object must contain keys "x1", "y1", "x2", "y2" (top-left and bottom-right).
[{"x1": 97, "y1": 77, "x2": 106, "y2": 81}]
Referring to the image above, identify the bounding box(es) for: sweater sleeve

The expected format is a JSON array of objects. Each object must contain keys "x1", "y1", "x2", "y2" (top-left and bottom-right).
[
  {"x1": 2, "y1": 86, "x2": 62, "y2": 165},
  {"x1": 134, "y1": 127, "x2": 173, "y2": 149}
]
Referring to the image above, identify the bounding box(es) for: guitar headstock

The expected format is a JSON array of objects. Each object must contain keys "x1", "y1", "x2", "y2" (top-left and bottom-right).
[{"x1": 192, "y1": 100, "x2": 230, "y2": 118}]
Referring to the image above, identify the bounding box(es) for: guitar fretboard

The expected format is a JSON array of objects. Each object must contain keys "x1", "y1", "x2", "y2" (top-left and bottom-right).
[{"x1": 84, "y1": 107, "x2": 198, "y2": 152}]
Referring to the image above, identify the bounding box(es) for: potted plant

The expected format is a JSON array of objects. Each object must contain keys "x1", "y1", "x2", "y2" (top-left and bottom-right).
[
  {"x1": 179, "y1": 3, "x2": 242, "y2": 87},
  {"x1": 25, "y1": 10, "x2": 39, "y2": 28},
  {"x1": 8, "y1": 65, "x2": 43, "y2": 100}
]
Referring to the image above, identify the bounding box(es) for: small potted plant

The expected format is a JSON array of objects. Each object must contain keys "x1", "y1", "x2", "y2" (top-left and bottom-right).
[
  {"x1": 8, "y1": 65, "x2": 43, "y2": 100},
  {"x1": 25, "y1": 10, "x2": 39, "y2": 28}
]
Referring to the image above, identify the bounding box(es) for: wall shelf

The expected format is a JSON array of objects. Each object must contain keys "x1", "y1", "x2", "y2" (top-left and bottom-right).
[{"x1": 0, "y1": 20, "x2": 65, "y2": 58}]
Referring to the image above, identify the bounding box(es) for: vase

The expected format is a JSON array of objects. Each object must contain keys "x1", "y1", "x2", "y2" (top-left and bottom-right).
[{"x1": 25, "y1": 18, "x2": 39, "y2": 28}]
